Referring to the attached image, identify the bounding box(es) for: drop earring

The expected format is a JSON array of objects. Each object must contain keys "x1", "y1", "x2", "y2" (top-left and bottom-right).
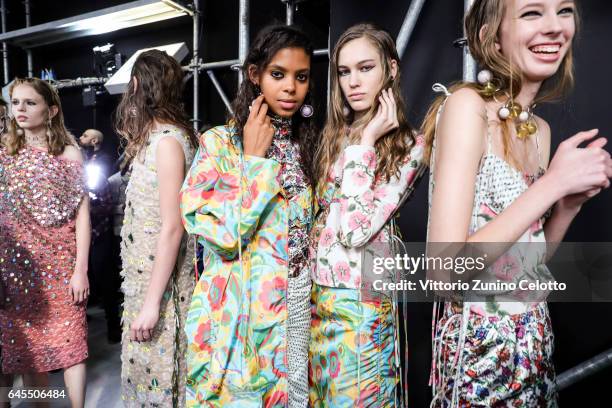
[
  {"x1": 129, "y1": 106, "x2": 138, "y2": 117},
  {"x1": 46, "y1": 118, "x2": 52, "y2": 139}
]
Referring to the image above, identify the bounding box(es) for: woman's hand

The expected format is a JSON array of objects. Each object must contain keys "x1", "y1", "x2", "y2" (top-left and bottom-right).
[
  {"x1": 554, "y1": 134, "x2": 612, "y2": 212},
  {"x1": 243, "y1": 95, "x2": 275, "y2": 157},
  {"x1": 360, "y1": 88, "x2": 399, "y2": 146},
  {"x1": 69, "y1": 270, "x2": 89, "y2": 305},
  {"x1": 546, "y1": 129, "x2": 612, "y2": 198},
  {"x1": 130, "y1": 302, "x2": 160, "y2": 342}
]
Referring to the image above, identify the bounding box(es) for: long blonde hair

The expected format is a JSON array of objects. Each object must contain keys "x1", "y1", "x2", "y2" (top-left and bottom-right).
[
  {"x1": 4, "y1": 77, "x2": 75, "y2": 156},
  {"x1": 421, "y1": 0, "x2": 579, "y2": 165},
  {"x1": 314, "y1": 23, "x2": 416, "y2": 193}
]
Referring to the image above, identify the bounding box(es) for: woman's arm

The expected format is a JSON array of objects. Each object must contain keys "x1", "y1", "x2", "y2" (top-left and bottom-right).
[
  {"x1": 429, "y1": 89, "x2": 607, "y2": 248},
  {"x1": 338, "y1": 139, "x2": 424, "y2": 248},
  {"x1": 62, "y1": 145, "x2": 91, "y2": 304},
  {"x1": 130, "y1": 136, "x2": 186, "y2": 342},
  {"x1": 180, "y1": 128, "x2": 281, "y2": 260}
]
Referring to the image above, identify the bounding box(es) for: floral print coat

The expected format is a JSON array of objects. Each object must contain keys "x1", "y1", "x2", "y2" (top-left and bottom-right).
[{"x1": 180, "y1": 124, "x2": 313, "y2": 407}]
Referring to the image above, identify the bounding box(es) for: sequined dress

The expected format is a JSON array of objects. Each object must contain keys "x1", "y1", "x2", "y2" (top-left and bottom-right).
[
  {"x1": 0, "y1": 146, "x2": 88, "y2": 373},
  {"x1": 120, "y1": 127, "x2": 195, "y2": 407}
]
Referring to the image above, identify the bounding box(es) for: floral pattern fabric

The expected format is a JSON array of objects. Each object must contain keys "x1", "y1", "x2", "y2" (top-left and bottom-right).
[
  {"x1": 308, "y1": 283, "x2": 397, "y2": 408},
  {"x1": 309, "y1": 136, "x2": 424, "y2": 406},
  {"x1": 180, "y1": 121, "x2": 313, "y2": 407},
  {"x1": 427, "y1": 95, "x2": 557, "y2": 406},
  {"x1": 311, "y1": 138, "x2": 425, "y2": 289}
]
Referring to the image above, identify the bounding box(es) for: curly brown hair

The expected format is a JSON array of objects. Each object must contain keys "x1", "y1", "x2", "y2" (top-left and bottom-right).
[
  {"x1": 114, "y1": 49, "x2": 197, "y2": 163},
  {"x1": 231, "y1": 25, "x2": 319, "y2": 184}
]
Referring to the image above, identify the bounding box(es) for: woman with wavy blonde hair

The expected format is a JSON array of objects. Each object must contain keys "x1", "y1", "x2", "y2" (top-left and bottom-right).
[
  {"x1": 423, "y1": 0, "x2": 612, "y2": 406},
  {"x1": 115, "y1": 49, "x2": 197, "y2": 407},
  {"x1": 309, "y1": 23, "x2": 424, "y2": 407},
  {"x1": 0, "y1": 77, "x2": 90, "y2": 407}
]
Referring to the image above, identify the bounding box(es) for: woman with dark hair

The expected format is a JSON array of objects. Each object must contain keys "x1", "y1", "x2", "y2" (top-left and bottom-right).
[
  {"x1": 0, "y1": 78, "x2": 90, "y2": 407},
  {"x1": 115, "y1": 49, "x2": 197, "y2": 407},
  {"x1": 180, "y1": 25, "x2": 318, "y2": 407}
]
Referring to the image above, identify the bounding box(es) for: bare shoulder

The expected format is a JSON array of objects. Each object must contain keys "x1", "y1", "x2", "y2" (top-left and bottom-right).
[
  {"x1": 445, "y1": 87, "x2": 487, "y2": 114},
  {"x1": 60, "y1": 144, "x2": 84, "y2": 163},
  {"x1": 437, "y1": 87, "x2": 488, "y2": 149}
]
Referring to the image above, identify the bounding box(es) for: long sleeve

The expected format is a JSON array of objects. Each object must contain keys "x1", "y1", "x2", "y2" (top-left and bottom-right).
[
  {"x1": 338, "y1": 138, "x2": 424, "y2": 248},
  {"x1": 180, "y1": 128, "x2": 281, "y2": 260}
]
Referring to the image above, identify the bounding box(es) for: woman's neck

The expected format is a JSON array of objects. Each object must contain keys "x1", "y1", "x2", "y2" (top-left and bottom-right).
[
  {"x1": 24, "y1": 127, "x2": 47, "y2": 148},
  {"x1": 514, "y1": 80, "x2": 542, "y2": 108}
]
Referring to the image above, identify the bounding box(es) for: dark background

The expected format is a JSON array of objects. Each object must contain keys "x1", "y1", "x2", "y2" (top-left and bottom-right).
[{"x1": 3, "y1": 0, "x2": 610, "y2": 405}]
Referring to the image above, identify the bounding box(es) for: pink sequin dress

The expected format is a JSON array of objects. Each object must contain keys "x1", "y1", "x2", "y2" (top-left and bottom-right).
[{"x1": 0, "y1": 145, "x2": 88, "y2": 373}]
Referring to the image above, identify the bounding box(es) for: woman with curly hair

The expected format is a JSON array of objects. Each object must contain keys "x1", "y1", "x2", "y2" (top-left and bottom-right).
[
  {"x1": 180, "y1": 25, "x2": 319, "y2": 407},
  {"x1": 115, "y1": 49, "x2": 198, "y2": 407}
]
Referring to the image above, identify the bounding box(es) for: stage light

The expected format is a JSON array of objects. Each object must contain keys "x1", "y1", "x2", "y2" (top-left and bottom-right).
[
  {"x1": 0, "y1": 0, "x2": 192, "y2": 48},
  {"x1": 86, "y1": 162, "x2": 104, "y2": 191},
  {"x1": 58, "y1": 1, "x2": 191, "y2": 36},
  {"x1": 104, "y1": 42, "x2": 188, "y2": 95}
]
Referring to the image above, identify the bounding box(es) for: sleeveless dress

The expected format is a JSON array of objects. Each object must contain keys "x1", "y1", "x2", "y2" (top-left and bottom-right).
[
  {"x1": 428, "y1": 91, "x2": 557, "y2": 407},
  {"x1": 0, "y1": 146, "x2": 88, "y2": 373},
  {"x1": 120, "y1": 126, "x2": 195, "y2": 407}
]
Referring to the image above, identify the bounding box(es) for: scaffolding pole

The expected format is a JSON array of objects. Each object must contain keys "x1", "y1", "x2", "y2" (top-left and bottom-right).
[
  {"x1": 192, "y1": 0, "x2": 201, "y2": 131},
  {"x1": 1, "y1": 0, "x2": 8, "y2": 84},
  {"x1": 25, "y1": 0, "x2": 32, "y2": 77},
  {"x1": 395, "y1": 0, "x2": 426, "y2": 59},
  {"x1": 238, "y1": 0, "x2": 249, "y2": 84},
  {"x1": 284, "y1": 0, "x2": 295, "y2": 25},
  {"x1": 463, "y1": 0, "x2": 476, "y2": 82},
  {"x1": 556, "y1": 347, "x2": 612, "y2": 391},
  {"x1": 206, "y1": 70, "x2": 233, "y2": 115}
]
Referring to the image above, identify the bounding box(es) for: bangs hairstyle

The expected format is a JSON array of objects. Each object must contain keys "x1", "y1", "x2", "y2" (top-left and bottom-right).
[
  {"x1": 314, "y1": 23, "x2": 416, "y2": 194},
  {"x1": 421, "y1": 0, "x2": 580, "y2": 165},
  {"x1": 232, "y1": 24, "x2": 318, "y2": 183},
  {"x1": 5, "y1": 77, "x2": 76, "y2": 156},
  {"x1": 115, "y1": 49, "x2": 197, "y2": 163}
]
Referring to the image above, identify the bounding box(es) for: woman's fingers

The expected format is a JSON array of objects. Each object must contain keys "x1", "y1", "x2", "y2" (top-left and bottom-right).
[{"x1": 248, "y1": 94, "x2": 264, "y2": 119}]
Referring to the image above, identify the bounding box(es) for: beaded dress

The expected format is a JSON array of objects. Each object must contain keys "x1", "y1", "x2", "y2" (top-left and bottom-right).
[
  {"x1": 0, "y1": 145, "x2": 88, "y2": 373},
  {"x1": 120, "y1": 126, "x2": 195, "y2": 407}
]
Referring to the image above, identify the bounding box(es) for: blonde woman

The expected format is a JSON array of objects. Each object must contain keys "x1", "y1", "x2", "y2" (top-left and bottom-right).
[
  {"x1": 309, "y1": 23, "x2": 424, "y2": 407},
  {"x1": 422, "y1": 0, "x2": 612, "y2": 405}
]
